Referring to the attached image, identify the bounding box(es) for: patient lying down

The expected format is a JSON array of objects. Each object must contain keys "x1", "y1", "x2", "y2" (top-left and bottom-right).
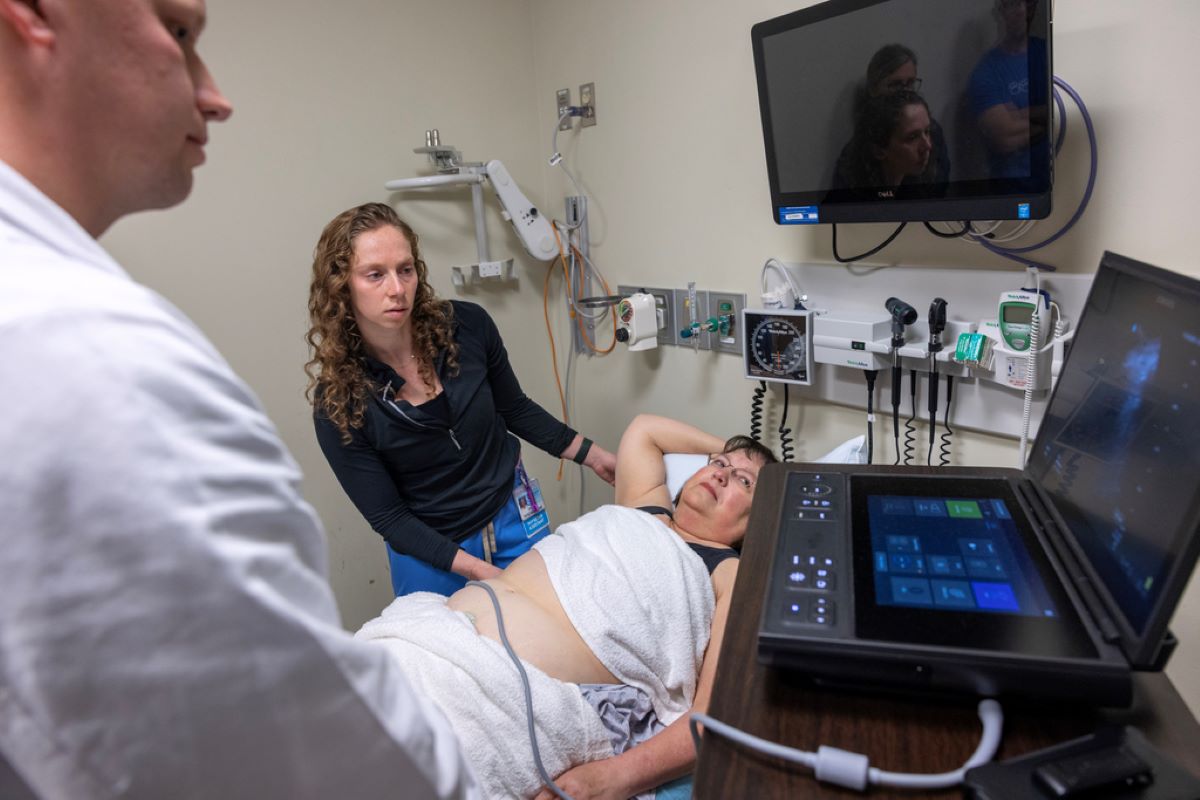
[{"x1": 356, "y1": 415, "x2": 776, "y2": 799}]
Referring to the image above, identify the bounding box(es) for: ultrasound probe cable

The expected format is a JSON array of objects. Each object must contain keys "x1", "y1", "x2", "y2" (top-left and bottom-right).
[
  {"x1": 468, "y1": 581, "x2": 576, "y2": 800},
  {"x1": 689, "y1": 699, "x2": 1004, "y2": 791}
]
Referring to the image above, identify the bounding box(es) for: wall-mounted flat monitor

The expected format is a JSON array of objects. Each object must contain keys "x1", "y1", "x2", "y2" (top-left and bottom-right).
[{"x1": 752, "y1": 0, "x2": 1054, "y2": 224}]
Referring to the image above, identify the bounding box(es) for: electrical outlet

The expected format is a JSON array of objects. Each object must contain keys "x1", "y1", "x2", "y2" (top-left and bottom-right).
[
  {"x1": 674, "y1": 288, "x2": 711, "y2": 350},
  {"x1": 708, "y1": 292, "x2": 747, "y2": 355},
  {"x1": 579, "y1": 82, "x2": 597, "y2": 127},
  {"x1": 556, "y1": 88, "x2": 572, "y2": 131},
  {"x1": 618, "y1": 285, "x2": 676, "y2": 346}
]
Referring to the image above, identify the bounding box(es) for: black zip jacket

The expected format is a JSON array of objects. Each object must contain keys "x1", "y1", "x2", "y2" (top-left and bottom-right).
[{"x1": 314, "y1": 301, "x2": 576, "y2": 570}]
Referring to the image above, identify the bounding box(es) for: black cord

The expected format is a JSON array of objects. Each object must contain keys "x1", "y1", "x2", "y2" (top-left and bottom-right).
[
  {"x1": 779, "y1": 384, "x2": 794, "y2": 463},
  {"x1": 832, "y1": 222, "x2": 907, "y2": 263},
  {"x1": 923, "y1": 221, "x2": 971, "y2": 239},
  {"x1": 891, "y1": 365, "x2": 903, "y2": 465},
  {"x1": 750, "y1": 381, "x2": 766, "y2": 442},
  {"x1": 863, "y1": 370, "x2": 878, "y2": 465},
  {"x1": 903, "y1": 369, "x2": 917, "y2": 466},
  {"x1": 938, "y1": 375, "x2": 955, "y2": 466},
  {"x1": 926, "y1": 363, "x2": 940, "y2": 466}
]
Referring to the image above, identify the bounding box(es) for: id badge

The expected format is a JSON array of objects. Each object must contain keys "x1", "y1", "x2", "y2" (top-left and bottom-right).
[{"x1": 513, "y1": 478, "x2": 549, "y2": 537}]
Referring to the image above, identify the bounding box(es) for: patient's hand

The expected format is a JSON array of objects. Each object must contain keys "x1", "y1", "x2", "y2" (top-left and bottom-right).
[{"x1": 533, "y1": 760, "x2": 626, "y2": 800}]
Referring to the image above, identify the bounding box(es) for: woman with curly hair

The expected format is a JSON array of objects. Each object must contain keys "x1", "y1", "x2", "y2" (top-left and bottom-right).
[
  {"x1": 835, "y1": 89, "x2": 941, "y2": 190},
  {"x1": 307, "y1": 202, "x2": 616, "y2": 596}
]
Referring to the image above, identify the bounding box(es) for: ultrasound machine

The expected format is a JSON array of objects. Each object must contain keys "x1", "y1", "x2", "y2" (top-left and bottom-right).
[{"x1": 757, "y1": 252, "x2": 1200, "y2": 708}]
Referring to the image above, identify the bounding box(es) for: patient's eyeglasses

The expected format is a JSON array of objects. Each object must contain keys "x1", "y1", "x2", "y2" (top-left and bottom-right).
[{"x1": 707, "y1": 454, "x2": 757, "y2": 490}]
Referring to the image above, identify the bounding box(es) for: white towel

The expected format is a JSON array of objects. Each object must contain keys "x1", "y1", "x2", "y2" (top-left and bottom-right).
[
  {"x1": 355, "y1": 592, "x2": 612, "y2": 799},
  {"x1": 533, "y1": 505, "x2": 716, "y2": 725}
]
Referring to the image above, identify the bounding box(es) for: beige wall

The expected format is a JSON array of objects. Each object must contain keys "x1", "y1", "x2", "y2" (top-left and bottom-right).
[{"x1": 102, "y1": 0, "x2": 1198, "y2": 714}]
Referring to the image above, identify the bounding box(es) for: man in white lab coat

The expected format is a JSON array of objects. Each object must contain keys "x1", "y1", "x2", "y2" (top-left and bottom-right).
[{"x1": 0, "y1": 1, "x2": 477, "y2": 797}]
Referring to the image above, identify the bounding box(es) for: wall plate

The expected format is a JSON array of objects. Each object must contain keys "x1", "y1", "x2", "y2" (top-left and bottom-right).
[
  {"x1": 709, "y1": 291, "x2": 747, "y2": 355},
  {"x1": 556, "y1": 88, "x2": 572, "y2": 131},
  {"x1": 579, "y1": 82, "x2": 597, "y2": 127},
  {"x1": 618, "y1": 284, "x2": 676, "y2": 346}
]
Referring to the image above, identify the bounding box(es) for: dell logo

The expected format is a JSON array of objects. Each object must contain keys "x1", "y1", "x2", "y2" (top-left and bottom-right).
[{"x1": 877, "y1": 189, "x2": 895, "y2": 198}]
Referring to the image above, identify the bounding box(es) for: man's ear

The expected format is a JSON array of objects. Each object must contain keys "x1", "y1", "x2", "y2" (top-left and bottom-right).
[{"x1": 0, "y1": 0, "x2": 55, "y2": 48}]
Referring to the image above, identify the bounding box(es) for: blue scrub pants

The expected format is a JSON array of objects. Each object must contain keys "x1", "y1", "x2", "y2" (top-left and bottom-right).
[{"x1": 387, "y1": 466, "x2": 551, "y2": 596}]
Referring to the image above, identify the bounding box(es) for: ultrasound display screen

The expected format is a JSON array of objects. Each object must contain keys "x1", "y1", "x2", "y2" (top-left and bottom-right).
[
  {"x1": 850, "y1": 475, "x2": 1096, "y2": 658},
  {"x1": 865, "y1": 493, "x2": 1057, "y2": 618},
  {"x1": 1027, "y1": 255, "x2": 1200, "y2": 641}
]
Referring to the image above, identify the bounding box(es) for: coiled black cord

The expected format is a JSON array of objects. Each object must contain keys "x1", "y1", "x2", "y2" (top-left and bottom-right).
[
  {"x1": 938, "y1": 375, "x2": 955, "y2": 467},
  {"x1": 903, "y1": 369, "x2": 917, "y2": 466},
  {"x1": 863, "y1": 370, "x2": 878, "y2": 465},
  {"x1": 779, "y1": 384, "x2": 794, "y2": 463},
  {"x1": 750, "y1": 381, "x2": 766, "y2": 442}
]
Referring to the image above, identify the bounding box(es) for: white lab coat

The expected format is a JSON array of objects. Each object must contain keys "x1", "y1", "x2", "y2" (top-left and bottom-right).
[{"x1": 0, "y1": 160, "x2": 479, "y2": 799}]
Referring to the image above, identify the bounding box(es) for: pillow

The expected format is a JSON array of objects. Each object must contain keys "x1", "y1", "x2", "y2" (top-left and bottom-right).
[
  {"x1": 664, "y1": 454, "x2": 709, "y2": 500},
  {"x1": 813, "y1": 434, "x2": 868, "y2": 465},
  {"x1": 663, "y1": 434, "x2": 868, "y2": 499}
]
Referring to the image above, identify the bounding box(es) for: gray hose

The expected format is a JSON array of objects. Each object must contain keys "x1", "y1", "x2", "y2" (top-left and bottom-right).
[{"x1": 466, "y1": 581, "x2": 576, "y2": 800}]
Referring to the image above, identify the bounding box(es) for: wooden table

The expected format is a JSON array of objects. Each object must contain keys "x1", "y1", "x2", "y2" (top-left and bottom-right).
[{"x1": 693, "y1": 464, "x2": 1200, "y2": 799}]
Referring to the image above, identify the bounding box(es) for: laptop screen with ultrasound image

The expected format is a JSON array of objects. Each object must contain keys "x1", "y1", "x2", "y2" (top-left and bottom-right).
[{"x1": 1024, "y1": 252, "x2": 1200, "y2": 662}]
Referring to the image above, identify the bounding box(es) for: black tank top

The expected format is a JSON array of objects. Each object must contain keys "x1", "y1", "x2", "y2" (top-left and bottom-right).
[{"x1": 636, "y1": 506, "x2": 738, "y2": 575}]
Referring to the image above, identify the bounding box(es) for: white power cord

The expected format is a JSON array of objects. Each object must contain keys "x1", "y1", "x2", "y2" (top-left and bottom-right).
[
  {"x1": 1018, "y1": 268, "x2": 1044, "y2": 466},
  {"x1": 690, "y1": 698, "x2": 1004, "y2": 792},
  {"x1": 549, "y1": 109, "x2": 587, "y2": 229},
  {"x1": 760, "y1": 258, "x2": 807, "y2": 308}
]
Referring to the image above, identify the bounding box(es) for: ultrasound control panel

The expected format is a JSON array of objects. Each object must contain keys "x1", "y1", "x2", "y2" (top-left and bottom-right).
[{"x1": 761, "y1": 471, "x2": 852, "y2": 640}]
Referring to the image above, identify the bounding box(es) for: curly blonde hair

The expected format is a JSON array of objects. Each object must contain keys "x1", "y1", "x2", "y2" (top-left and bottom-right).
[{"x1": 305, "y1": 203, "x2": 458, "y2": 442}]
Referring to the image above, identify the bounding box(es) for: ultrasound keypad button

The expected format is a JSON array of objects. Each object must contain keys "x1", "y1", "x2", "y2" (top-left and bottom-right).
[
  {"x1": 787, "y1": 570, "x2": 810, "y2": 587},
  {"x1": 783, "y1": 600, "x2": 807, "y2": 621},
  {"x1": 889, "y1": 576, "x2": 933, "y2": 606},
  {"x1": 809, "y1": 605, "x2": 836, "y2": 625},
  {"x1": 798, "y1": 483, "x2": 833, "y2": 497},
  {"x1": 814, "y1": 574, "x2": 836, "y2": 591}
]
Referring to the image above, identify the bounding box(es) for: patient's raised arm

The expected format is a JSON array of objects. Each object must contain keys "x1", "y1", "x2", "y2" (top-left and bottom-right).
[{"x1": 615, "y1": 414, "x2": 724, "y2": 511}]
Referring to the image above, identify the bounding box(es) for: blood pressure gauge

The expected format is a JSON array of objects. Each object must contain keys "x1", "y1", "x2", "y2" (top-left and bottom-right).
[{"x1": 742, "y1": 308, "x2": 813, "y2": 385}]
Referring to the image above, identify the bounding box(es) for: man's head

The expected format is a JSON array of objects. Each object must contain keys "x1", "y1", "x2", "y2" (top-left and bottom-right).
[
  {"x1": 675, "y1": 435, "x2": 778, "y2": 548},
  {"x1": 0, "y1": 0, "x2": 233, "y2": 236},
  {"x1": 995, "y1": 0, "x2": 1038, "y2": 42}
]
